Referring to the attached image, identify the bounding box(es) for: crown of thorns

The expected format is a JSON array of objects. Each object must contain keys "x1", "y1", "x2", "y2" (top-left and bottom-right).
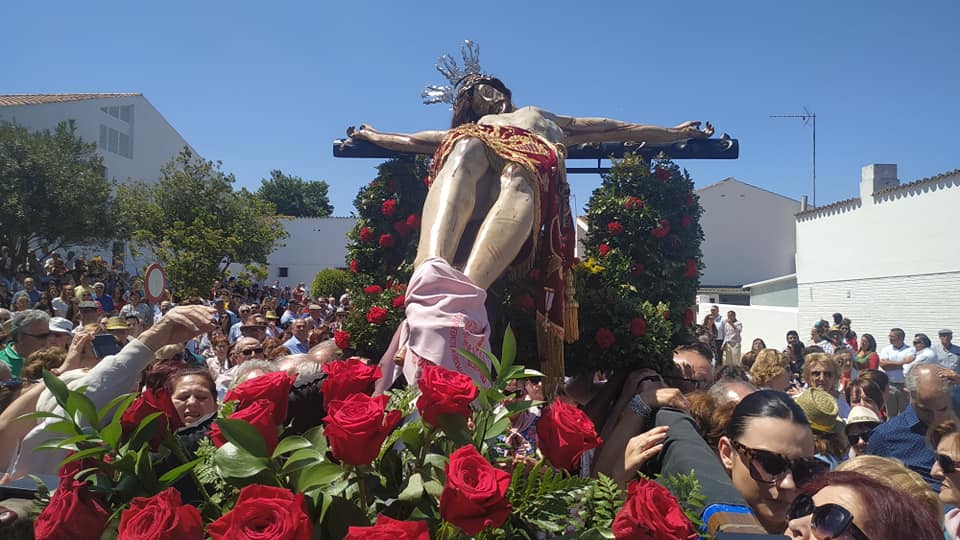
[{"x1": 421, "y1": 40, "x2": 489, "y2": 106}]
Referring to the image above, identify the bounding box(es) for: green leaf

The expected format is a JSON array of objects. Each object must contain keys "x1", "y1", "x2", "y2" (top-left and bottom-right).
[
  {"x1": 99, "y1": 394, "x2": 137, "y2": 425},
  {"x1": 423, "y1": 478, "x2": 443, "y2": 499},
  {"x1": 16, "y1": 411, "x2": 67, "y2": 422},
  {"x1": 59, "y1": 446, "x2": 109, "y2": 466},
  {"x1": 126, "y1": 412, "x2": 162, "y2": 450},
  {"x1": 215, "y1": 418, "x2": 269, "y2": 458},
  {"x1": 100, "y1": 420, "x2": 122, "y2": 450},
  {"x1": 295, "y1": 462, "x2": 346, "y2": 492},
  {"x1": 423, "y1": 453, "x2": 448, "y2": 471},
  {"x1": 319, "y1": 496, "x2": 369, "y2": 539},
  {"x1": 45, "y1": 420, "x2": 81, "y2": 436},
  {"x1": 134, "y1": 447, "x2": 158, "y2": 492},
  {"x1": 459, "y1": 349, "x2": 493, "y2": 385},
  {"x1": 437, "y1": 413, "x2": 472, "y2": 446},
  {"x1": 214, "y1": 442, "x2": 270, "y2": 478},
  {"x1": 483, "y1": 414, "x2": 512, "y2": 441},
  {"x1": 67, "y1": 392, "x2": 99, "y2": 427},
  {"x1": 501, "y1": 325, "x2": 517, "y2": 373},
  {"x1": 480, "y1": 349, "x2": 502, "y2": 378},
  {"x1": 301, "y1": 425, "x2": 329, "y2": 456},
  {"x1": 41, "y1": 369, "x2": 70, "y2": 412},
  {"x1": 272, "y1": 435, "x2": 312, "y2": 458},
  {"x1": 158, "y1": 458, "x2": 201, "y2": 485},
  {"x1": 398, "y1": 472, "x2": 424, "y2": 502},
  {"x1": 36, "y1": 434, "x2": 90, "y2": 451}
]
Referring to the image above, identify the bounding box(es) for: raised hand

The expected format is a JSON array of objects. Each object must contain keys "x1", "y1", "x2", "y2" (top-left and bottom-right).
[{"x1": 138, "y1": 305, "x2": 217, "y2": 353}]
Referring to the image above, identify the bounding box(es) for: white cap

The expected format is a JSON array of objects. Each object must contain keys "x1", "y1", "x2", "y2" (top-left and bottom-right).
[{"x1": 49, "y1": 317, "x2": 74, "y2": 334}]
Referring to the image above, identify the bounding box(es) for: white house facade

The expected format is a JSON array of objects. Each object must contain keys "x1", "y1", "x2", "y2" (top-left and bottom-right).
[
  {"x1": 795, "y1": 164, "x2": 960, "y2": 340},
  {"x1": 265, "y1": 217, "x2": 358, "y2": 287}
]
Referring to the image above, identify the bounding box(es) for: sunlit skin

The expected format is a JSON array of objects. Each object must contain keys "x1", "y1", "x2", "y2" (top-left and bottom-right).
[
  {"x1": 170, "y1": 375, "x2": 217, "y2": 425},
  {"x1": 719, "y1": 417, "x2": 815, "y2": 533},
  {"x1": 931, "y1": 432, "x2": 960, "y2": 506},
  {"x1": 785, "y1": 485, "x2": 871, "y2": 540},
  {"x1": 805, "y1": 362, "x2": 838, "y2": 395}
]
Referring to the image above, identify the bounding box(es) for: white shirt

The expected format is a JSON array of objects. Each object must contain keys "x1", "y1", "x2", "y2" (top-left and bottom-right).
[
  {"x1": 879, "y1": 343, "x2": 913, "y2": 384},
  {"x1": 912, "y1": 347, "x2": 941, "y2": 372},
  {"x1": 721, "y1": 319, "x2": 742, "y2": 346},
  {"x1": 713, "y1": 315, "x2": 725, "y2": 340}
]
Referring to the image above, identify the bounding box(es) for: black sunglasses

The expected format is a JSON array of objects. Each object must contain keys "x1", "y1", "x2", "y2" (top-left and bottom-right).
[
  {"x1": 938, "y1": 453, "x2": 958, "y2": 475},
  {"x1": 239, "y1": 347, "x2": 265, "y2": 356},
  {"x1": 730, "y1": 440, "x2": 828, "y2": 487},
  {"x1": 664, "y1": 374, "x2": 709, "y2": 389},
  {"x1": 788, "y1": 493, "x2": 870, "y2": 540},
  {"x1": 845, "y1": 427, "x2": 874, "y2": 445},
  {"x1": 21, "y1": 331, "x2": 52, "y2": 340}
]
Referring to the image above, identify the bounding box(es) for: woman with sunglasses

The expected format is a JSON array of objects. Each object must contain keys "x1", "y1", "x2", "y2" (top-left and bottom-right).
[
  {"x1": 785, "y1": 470, "x2": 942, "y2": 540},
  {"x1": 718, "y1": 390, "x2": 826, "y2": 533},
  {"x1": 930, "y1": 420, "x2": 960, "y2": 539}
]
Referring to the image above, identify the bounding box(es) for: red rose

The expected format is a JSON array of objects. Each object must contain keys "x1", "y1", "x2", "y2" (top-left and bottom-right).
[
  {"x1": 379, "y1": 233, "x2": 395, "y2": 248},
  {"x1": 536, "y1": 399, "x2": 602, "y2": 471},
  {"x1": 121, "y1": 388, "x2": 183, "y2": 449},
  {"x1": 655, "y1": 167, "x2": 671, "y2": 181},
  {"x1": 598, "y1": 243, "x2": 611, "y2": 257},
  {"x1": 515, "y1": 293, "x2": 535, "y2": 312},
  {"x1": 344, "y1": 514, "x2": 430, "y2": 540},
  {"x1": 334, "y1": 330, "x2": 351, "y2": 350},
  {"x1": 349, "y1": 259, "x2": 359, "y2": 273},
  {"x1": 612, "y1": 479, "x2": 698, "y2": 540},
  {"x1": 225, "y1": 371, "x2": 294, "y2": 425},
  {"x1": 630, "y1": 318, "x2": 647, "y2": 337},
  {"x1": 393, "y1": 220, "x2": 412, "y2": 236},
  {"x1": 323, "y1": 393, "x2": 401, "y2": 466},
  {"x1": 684, "y1": 308, "x2": 696, "y2": 327},
  {"x1": 366, "y1": 306, "x2": 389, "y2": 324},
  {"x1": 210, "y1": 399, "x2": 280, "y2": 453},
  {"x1": 392, "y1": 295, "x2": 406, "y2": 309},
  {"x1": 684, "y1": 259, "x2": 698, "y2": 278},
  {"x1": 624, "y1": 196, "x2": 644, "y2": 210},
  {"x1": 406, "y1": 213, "x2": 421, "y2": 229},
  {"x1": 595, "y1": 327, "x2": 616, "y2": 349},
  {"x1": 58, "y1": 450, "x2": 111, "y2": 481},
  {"x1": 359, "y1": 227, "x2": 374, "y2": 242},
  {"x1": 34, "y1": 477, "x2": 109, "y2": 540},
  {"x1": 208, "y1": 485, "x2": 312, "y2": 540},
  {"x1": 417, "y1": 363, "x2": 479, "y2": 427},
  {"x1": 118, "y1": 487, "x2": 203, "y2": 540},
  {"x1": 440, "y1": 445, "x2": 511, "y2": 535},
  {"x1": 381, "y1": 199, "x2": 398, "y2": 217},
  {"x1": 364, "y1": 285, "x2": 383, "y2": 295},
  {"x1": 322, "y1": 358, "x2": 382, "y2": 408},
  {"x1": 680, "y1": 214, "x2": 693, "y2": 229},
  {"x1": 684, "y1": 193, "x2": 696, "y2": 207},
  {"x1": 651, "y1": 219, "x2": 671, "y2": 239},
  {"x1": 607, "y1": 221, "x2": 625, "y2": 236},
  {"x1": 630, "y1": 261, "x2": 645, "y2": 277}
]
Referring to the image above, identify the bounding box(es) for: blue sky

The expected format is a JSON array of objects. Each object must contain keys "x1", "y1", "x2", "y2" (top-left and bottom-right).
[{"x1": 5, "y1": 1, "x2": 958, "y2": 217}]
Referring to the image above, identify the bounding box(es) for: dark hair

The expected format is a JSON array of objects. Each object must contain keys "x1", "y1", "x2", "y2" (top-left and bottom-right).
[
  {"x1": 890, "y1": 328, "x2": 905, "y2": 340},
  {"x1": 832, "y1": 312, "x2": 843, "y2": 325},
  {"x1": 714, "y1": 364, "x2": 751, "y2": 384},
  {"x1": 858, "y1": 369, "x2": 889, "y2": 392},
  {"x1": 166, "y1": 367, "x2": 217, "y2": 401},
  {"x1": 739, "y1": 350, "x2": 758, "y2": 371},
  {"x1": 860, "y1": 333, "x2": 877, "y2": 354},
  {"x1": 674, "y1": 341, "x2": 715, "y2": 363},
  {"x1": 844, "y1": 378, "x2": 885, "y2": 415},
  {"x1": 786, "y1": 330, "x2": 799, "y2": 339},
  {"x1": 803, "y1": 345, "x2": 824, "y2": 356},
  {"x1": 914, "y1": 333, "x2": 931, "y2": 348},
  {"x1": 798, "y1": 471, "x2": 942, "y2": 540},
  {"x1": 725, "y1": 389, "x2": 809, "y2": 440},
  {"x1": 450, "y1": 75, "x2": 512, "y2": 128}
]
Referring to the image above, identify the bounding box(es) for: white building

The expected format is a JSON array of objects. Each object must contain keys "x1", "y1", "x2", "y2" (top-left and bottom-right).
[
  {"x1": 0, "y1": 93, "x2": 193, "y2": 184},
  {"x1": 796, "y1": 164, "x2": 960, "y2": 341},
  {"x1": 263, "y1": 217, "x2": 358, "y2": 287}
]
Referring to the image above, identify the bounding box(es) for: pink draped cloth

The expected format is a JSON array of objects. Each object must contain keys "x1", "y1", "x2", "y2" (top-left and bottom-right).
[{"x1": 376, "y1": 257, "x2": 492, "y2": 390}]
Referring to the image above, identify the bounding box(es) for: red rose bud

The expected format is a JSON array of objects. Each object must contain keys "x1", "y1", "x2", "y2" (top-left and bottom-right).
[
  {"x1": 334, "y1": 330, "x2": 351, "y2": 350},
  {"x1": 349, "y1": 259, "x2": 359, "y2": 273},
  {"x1": 378, "y1": 234, "x2": 395, "y2": 248},
  {"x1": 536, "y1": 399, "x2": 602, "y2": 471},
  {"x1": 684, "y1": 259, "x2": 698, "y2": 278},
  {"x1": 210, "y1": 399, "x2": 280, "y2": 454},
  {"x1": 118, "y1": 487, "x2": 203, "y2": 540},
  {"x1": 624, "y1": 196, "x2": 644, "y2": 210},
  {"x1": 417, "y1": 363, "x2": 478, "y2": 427},
  {"x1": 630, "y1": 261, "x2": 645, "y2": 277},
  {"x1": 651, "y1": 219, "x2": 671, "y2": 239},
  {"x1": 598, "y1": 243, "x2": 611, "y2": 257},
  {"x1": 612, "y1": 479, "x2": 698, "y2": 540},
  {"x1": 655, "y1": 167, "x2": 671, "y2": 181},
  {"x1": 515, "y1": 293, "x2": 535, "y2": 312},
  {"x1": 393, "y1": 220, "x2": 412, "y2": 236},
  {"x1": 381, "y1": 199, "x2": 398, "y2": 217},
  {"x1": 224, "y1": 371, "x2": 294, "y2": 425},
  {"x1": 392, "y1": 295, "x2": 406, "y2": 309},
  {"x1": 595, "y1": 327, "x2": 616, "y2": 349},
  {"x1": 344, "y1": 514, "x2": 430, "y2": 540},
  {"x1": 364, "y1": 285, "x2": 383, "y2": 295},
  {"x1": 359, "y1": 227, "x2": 374, "y2": 242},
  {"x1": 630, "y1": 318, "x2": 647, "y2": 337},
  {"x1": 406, "y1": 213, "x2": 421, "y2": 229},
  {"x1": 323, "y1": 393, "x2": 401, "y2": 466},
  {"x1": 607, "y1": 221, "x2": 625, "y2": 236},
  {"x1": 207, "y1": 485, "x2": 312, "y2": 540},
  {"x1": 322, "y1": 357, "x2": 382, "y2": 408},
  {"x1": 34, "y1": 477, "x2": 109, "y2": 540},
  {"x1": 440, "y1": 445, "x2": 511, "y2": 535},
  {"x1": 120, "y1": 388, "x2": 183, "y2": 450},
  {"x1": 366, "y1": 306, "x2": 389, "y2": 324}
]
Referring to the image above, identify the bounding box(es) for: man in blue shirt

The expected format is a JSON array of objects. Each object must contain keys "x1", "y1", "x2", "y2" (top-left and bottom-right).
[
  {"x1": 283, "y1": 318, "x2": 310, "y2": 354},
  {"x1": 868, "y1": 363, "x2": 957, "y2": 490},
  {"x1": 92, "y1": 282, "x2": 115, "y2": 314}
]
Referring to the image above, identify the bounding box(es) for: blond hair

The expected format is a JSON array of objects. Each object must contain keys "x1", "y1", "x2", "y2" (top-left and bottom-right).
[
  {"x1": 802, "y1": 353, "x2": 839, "y2": 384},
  {"x1": 836, "y1": 455, "x2": 943, "y2": 525},
  {"x1": 749, "y1": 349, "x2": 789, "y2": 388}
]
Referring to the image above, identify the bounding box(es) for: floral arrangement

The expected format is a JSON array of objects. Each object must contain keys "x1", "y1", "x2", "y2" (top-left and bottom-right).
[
  {"x1": 29, "y1": 330, "x2": 704, "y2": 539},
  {"x1": 565, "y1": 155, "x2": 704, "y2": 374}
]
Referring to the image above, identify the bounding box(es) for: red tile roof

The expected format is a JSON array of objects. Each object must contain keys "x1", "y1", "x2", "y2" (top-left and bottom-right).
[{"x1": 0, "y1": 93, "x2": 141, "y2": 107}]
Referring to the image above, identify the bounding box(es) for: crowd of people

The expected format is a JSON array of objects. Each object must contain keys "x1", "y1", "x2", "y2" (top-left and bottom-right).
[{"x1": 1, "y1": 251, "x2": 959, "y2": 539}]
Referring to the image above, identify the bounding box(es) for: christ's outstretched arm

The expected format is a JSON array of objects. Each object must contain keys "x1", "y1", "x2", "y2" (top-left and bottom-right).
[
  {"x1": 346, "y1": 124, "x2": 447, "y2": 154},
  {"x1": 542, "y1": 110, "x2": 714, "y2": 146}
]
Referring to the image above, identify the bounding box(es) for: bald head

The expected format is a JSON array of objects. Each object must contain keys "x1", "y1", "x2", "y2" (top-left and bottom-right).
[
  {"x1": 709, "y1": 379, "x2": 756, "y2": 406},
  {"x1": 907, "y1": 364, "x2": 956, "y2": 427}
]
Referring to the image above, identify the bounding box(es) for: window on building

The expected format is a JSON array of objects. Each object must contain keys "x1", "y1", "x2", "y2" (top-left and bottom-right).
[
  {"x1": 99, "y1": 125, "x2": 107, "y2": 148},
  {"x1": 97, "y1": 124, "x2": 133, "y2": 159},
  {"x1": 278, "y1": 267, "x2": 289, "y2": 278},
  {"x1": 101, "y1": 105, "x2": 133, "y2": 123}
]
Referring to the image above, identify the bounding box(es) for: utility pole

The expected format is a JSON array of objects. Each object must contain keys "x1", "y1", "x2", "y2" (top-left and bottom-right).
[{"x1": 770, "y1": 109, "x2": 816, "y2": 206}]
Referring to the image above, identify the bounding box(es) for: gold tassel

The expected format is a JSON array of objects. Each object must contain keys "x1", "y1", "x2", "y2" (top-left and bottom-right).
[
  {"x1": 537, "y1": 311, "x2": 565, "y2": 400},
  {"x1": 563, "y1": 270, "x2": 579, "y2": 343}
]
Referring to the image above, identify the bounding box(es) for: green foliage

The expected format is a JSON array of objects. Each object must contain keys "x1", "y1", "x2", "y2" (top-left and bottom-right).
[
  {"x1": 256, "y1": 169, "x2": 333, "y2": 218},
  {"x1": 582, "y1": 473, "x2": 625, "y2": 530},
  {"x1": 115, "y1": 148, "x2": 288, "y2": 298},
  {"x1": 311, "y1": 268, "x2": 351, "y2": 301},
  {"x1": 657, "y1": 470, "x2": 707, "y2": 531},
  {"x1": 0, "y1": 121, "x2": 117, "y2": 261},
  {"x1": 567, "y1": 155, "x2": 705, "y2": 374},
  {"x1": 506, "y1": 460, "x2": 591, "y2": 535}
]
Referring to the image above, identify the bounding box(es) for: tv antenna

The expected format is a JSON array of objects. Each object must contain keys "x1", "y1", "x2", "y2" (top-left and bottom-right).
[{"x1": 770, "y1": 107, "x2": 816, "y2": 206}]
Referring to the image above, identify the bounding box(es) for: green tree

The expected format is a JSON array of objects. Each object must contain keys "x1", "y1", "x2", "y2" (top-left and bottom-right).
[
  {"x1": 256, "y1": 169, "x2": 333, "y2": 217},
  {"x1": 311, "y1": 268, "x2": 351, "y2": 301},
  {"x1": 0, "y1": 121, "x2": 117, "y2": 264},
  {"x1": 116, "y1": 148, "x2": 288, "y2": 298}
]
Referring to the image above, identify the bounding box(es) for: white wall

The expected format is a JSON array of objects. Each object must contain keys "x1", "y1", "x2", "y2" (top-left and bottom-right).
[
  {"x1": 0, "y1": 95, "x2": 191, "y2": 184},
  {"x1": 697, "y1": 302, "x2": 800, "y2": 353},
  {"x1": 796, "y1": 165, "x2": 960, "y2": 339},
  {"x1": 698, "y1": 179, "x2": 799, "y2": 287},
  {"x1": 265, "y1": 217, "x2": 358, "y2": 287}
]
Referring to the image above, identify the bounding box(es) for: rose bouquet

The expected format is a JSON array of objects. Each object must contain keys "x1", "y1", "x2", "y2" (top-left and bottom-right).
[{"x1": 29, "y1": 328, "x2": 704, "y2": 539}]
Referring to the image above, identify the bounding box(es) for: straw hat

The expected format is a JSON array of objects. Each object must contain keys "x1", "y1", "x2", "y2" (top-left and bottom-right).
[
  {"x1": 793, "y1": 387, "x2": 844, "y2": 433},
  {"x1": 846, "y1": 405, "x2": 881, "y2": 427},
  {"x1": 104, "y1": 316, "x2": 130, "y2": 331}
]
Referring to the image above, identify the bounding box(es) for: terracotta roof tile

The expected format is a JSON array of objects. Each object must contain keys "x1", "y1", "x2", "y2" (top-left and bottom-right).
[
  {"x1": 795, "y1": 196, "x2": 861, "y2": 218},
  {"x1": 0, "y1": 93, "x2": 141, "y2": 107}
]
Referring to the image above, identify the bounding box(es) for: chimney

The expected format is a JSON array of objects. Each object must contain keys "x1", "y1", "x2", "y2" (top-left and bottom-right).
[
  {"x1": 860, "y1": 164, "x2": 898, "y2": 203},
  {"x1": 800, "y1": 195, "x2": 808, "y2": 212}
]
